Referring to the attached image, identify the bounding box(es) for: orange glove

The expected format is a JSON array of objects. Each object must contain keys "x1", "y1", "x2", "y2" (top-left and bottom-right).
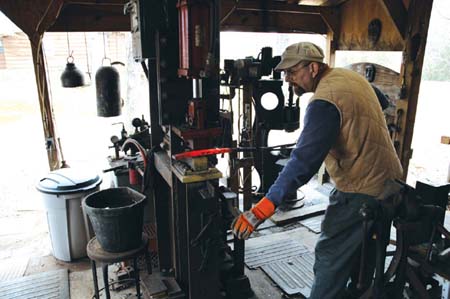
[{"x1": 231, "y1": 197, "x2": 275, "y2": 240}]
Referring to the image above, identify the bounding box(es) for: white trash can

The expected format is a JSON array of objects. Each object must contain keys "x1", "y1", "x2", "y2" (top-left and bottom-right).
[{"x1": 37, "y1": 168, "x2": 102, "y2": 262}]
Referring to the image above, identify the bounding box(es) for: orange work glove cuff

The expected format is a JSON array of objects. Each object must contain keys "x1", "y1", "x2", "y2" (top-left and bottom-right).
[{"x1": 251, "y1": 197, "x2": 276, "y2": 220}]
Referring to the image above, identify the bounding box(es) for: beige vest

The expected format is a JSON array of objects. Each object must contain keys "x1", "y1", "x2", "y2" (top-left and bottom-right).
[{"x1": 310, "y1": 68, "x2": 403, "y2": 197}]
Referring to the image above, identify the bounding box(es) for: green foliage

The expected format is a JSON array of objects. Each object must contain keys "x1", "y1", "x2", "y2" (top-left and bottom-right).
[{"x1": 421, "y1": 0, "x2": 450, "y2": 81}]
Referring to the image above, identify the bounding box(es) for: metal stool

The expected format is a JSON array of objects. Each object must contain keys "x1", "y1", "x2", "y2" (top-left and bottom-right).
[{"x1": 87, "y1": 236, "x2": 151, "y2": 299}]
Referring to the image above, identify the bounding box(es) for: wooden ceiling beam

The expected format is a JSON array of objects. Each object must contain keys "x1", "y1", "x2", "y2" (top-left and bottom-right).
[
  {"x1": 221, "y1": 11, "x2": 328, "y2": 34},
  {"x1": 379, "y1": 0, "x2": 407, "y2": 39},
  {"x1": 0, "y1": 0, "x2": 64, "y2": 38},
  {"x1": 48, "y1": 15, "x2": 130, "y2": 31},
  {"x1": 222, "y1": 0, "x2": 340, "y2": 35},
  {"x1": 294, "y1": 0, "x2": 347, "y2": 5},
  {"x1": 48, "y1": 3, "x2": 130, "y2": 31},
  {"x1": 317, "y1": 7, "x2": 340, "y2": 37},
  {"x1": 233, "y1": 1, "x2": 329, "y2": 15},
  {"x1": 57, "y1": 3, "x2": 126, "y2": 16},
  {"x1": 0, "y1": 1, "x2": 65, "y2": 170},
  {"x1": 63, "y1": 0, "x2": 126, "y2": 4}
]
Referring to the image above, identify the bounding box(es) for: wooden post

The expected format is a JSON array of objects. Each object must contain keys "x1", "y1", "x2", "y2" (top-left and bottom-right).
[
  {"x1": 325, "y1": 31, "x2": 337, "y2": 67},
  {"x1": 0, "y1": 0, "x2": 65, "y2": 170},
  {"x1": 398, "y1": 0, "x2": 434, "y2": 179},
  {"x1": 30, "y1": 36, "x2": 61, "y2": 170}
]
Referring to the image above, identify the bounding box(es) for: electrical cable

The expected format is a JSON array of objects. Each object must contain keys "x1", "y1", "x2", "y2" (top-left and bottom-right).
[
  {"x1": 121, "y1": 138, "x2": 148, "y2": 193},
  {"x1": 121, "y1": 138, "x2": 148, "y2": 168}
]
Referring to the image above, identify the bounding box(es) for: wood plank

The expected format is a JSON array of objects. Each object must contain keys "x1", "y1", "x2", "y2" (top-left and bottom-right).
[
  {"x1": 380, "y1": 0, "x2": 408, "y2": 39},
  {"x1": 58, "y1": 3, "x2": 127, "y2": 16},
  {"x1": 49, "y1": 15, "x2": 130, "y2": 31},
  {"x1": 48, "y1": 3, "x2": 130, "y2": 31},
  {"x1": 232, "y1": 1, "x2": 330, "y2": 14},
  {"x1": 338, "y1": 0, "x2": 404, "y2": 50},
  {"x1": 221, "y1": 11, "x2": 328, "y2": 34},
  {"x1": 283, "y1": 0, "x2": 347, "y2": 5},
  {"x1": 270, "y1": 203, "x2": 328, "y2": 225},
  {"x1": 31, "y1": 36, "x2": 62, "y2": 170},
  {"x1": 320, "y1": 7, "x2": 341, "y2": 37},
  {"x1": 222, "y1": 1, "x2": 340, "y2": 35},
  {"x1": 0, "y1": 0, "x2": 64, "y2": 37},
  {"x1": 0, "y1": 1, "x2": 64, "y2": 170},
  {"x1": 64, "y1": 0, "x2": 126, "y2": 4}
]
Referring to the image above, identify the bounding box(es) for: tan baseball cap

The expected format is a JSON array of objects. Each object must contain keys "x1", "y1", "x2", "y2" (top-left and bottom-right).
[{"x1": 275, "y1": 42, "x2": 325, "y2": 71}]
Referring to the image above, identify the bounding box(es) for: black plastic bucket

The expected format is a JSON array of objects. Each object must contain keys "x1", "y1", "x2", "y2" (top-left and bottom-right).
[{"x1": 82, "y1": 187, "x2": 146, "y2": 252}]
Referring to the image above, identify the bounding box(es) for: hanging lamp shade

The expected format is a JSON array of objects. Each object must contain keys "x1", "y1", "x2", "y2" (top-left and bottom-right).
[
  {"x1": 95, "y1": 64, "x2": 121, "y2": 117},
  {"x1": 61, "y1": 60, "x2": 85, "y2": 88}
]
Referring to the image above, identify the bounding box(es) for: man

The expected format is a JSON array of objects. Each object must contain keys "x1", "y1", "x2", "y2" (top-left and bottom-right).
[{"x1": 232, "y1": 42, "x2": 403, "y2": 298}]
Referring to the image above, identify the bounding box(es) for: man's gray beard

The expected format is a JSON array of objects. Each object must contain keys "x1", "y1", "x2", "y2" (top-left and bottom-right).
[{"x1": 293, "y1": 86, "x2": 306, "y2": 97}]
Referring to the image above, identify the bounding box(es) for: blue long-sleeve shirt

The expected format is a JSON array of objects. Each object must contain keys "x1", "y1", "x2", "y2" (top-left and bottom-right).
[{"x1": 266, "y1": 100, "x2": 341, "y2": 206}]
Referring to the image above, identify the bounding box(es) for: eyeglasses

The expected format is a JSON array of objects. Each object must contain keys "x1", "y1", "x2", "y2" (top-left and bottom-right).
[{"x1": 284, "y1": 62, "x2": 311, "y2": 77}]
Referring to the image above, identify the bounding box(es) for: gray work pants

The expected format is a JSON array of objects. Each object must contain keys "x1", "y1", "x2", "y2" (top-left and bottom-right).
[{"x1": 309, "y1": 189, "x2": 379, "y2": 299}]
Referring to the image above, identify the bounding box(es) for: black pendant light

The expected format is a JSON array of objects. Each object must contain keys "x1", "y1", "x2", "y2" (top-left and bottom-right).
[
  {"x1": 60, "y1": 32, "x2": 85, "y2": 88},
  {"x1": 95, "y1": 32, "x2": 122, "y2": 117}
]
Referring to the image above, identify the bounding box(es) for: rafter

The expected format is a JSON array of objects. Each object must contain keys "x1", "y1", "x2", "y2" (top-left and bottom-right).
[
  {"x1": 221, "y1": 11, "x2": 328, "y2": 34},
  {"x1": 379, "y1": 0, "x2": 407, "y2": 39},
  {"x1": 63, "y1": 0, "x2": 126, "y2": 4},
  {"x1": 48, "y1": 3, "x2": 129, "y2": 31},
  {"x1": 223, "y1": 0, "x2": 340, "y2": 36}
]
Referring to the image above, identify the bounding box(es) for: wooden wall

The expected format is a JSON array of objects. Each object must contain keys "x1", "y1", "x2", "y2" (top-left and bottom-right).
[
  {"x1": 0, "y1": 38, "x2": 5, "y2": 69},
  {"x1": 1, "y1": 34, "x2": 33, "y2": 69},
  {"x1": 0, "y1": 32, "x2": 127, "y2": 71},
  {"x1": 338, "y1": 0, "x2": 404, "y2": 50}
]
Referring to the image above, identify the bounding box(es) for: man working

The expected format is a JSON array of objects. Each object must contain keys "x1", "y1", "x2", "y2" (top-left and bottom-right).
[{"x1": 232, "y1": 42, "x2": 403, "y2": 298}]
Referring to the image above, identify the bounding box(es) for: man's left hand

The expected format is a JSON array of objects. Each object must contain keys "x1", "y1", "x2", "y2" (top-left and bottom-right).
[{"x1": 231, "y1": 197, "x2": 275, "y2": 240}]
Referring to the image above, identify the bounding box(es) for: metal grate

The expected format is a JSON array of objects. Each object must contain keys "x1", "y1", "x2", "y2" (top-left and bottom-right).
[
  {"x1": 261, "y1": 252, "x2": 315, "y2": 297},
  {"x1": 0, "y1": 269, "x2": 69, "y2": 299},
  {"x1": 245, "y1": 239, "x2": 309, "y2": 269}
]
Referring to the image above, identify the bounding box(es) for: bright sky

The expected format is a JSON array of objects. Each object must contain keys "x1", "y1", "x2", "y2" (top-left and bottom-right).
[{"x1": 0, "y1": 11, "x2": 21, "y2": 35}]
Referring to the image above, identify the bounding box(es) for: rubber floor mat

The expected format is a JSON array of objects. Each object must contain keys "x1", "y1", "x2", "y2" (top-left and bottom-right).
[
  {"x1": 245, "y1": 239, "x2": 308, "y2": 269},
  {"x1": 261, "y1": 252, "x2": 315, "y2": 297},
  {"x1": 0, "y1": 257, "x2": 28, "y2": 282},
  {"x1": 0, "y1": 269, "x2": 69, "y2": 299},
  {"x1": 300, "y1": 215, "x2": 324, "y2": 234}
]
